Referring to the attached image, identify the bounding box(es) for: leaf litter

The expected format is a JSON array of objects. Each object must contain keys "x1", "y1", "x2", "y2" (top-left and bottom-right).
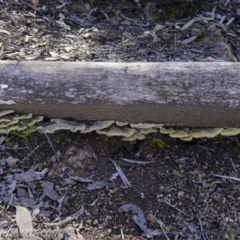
[{"x1": 0, "y1": 127, "x2": 240, "y2": 239}]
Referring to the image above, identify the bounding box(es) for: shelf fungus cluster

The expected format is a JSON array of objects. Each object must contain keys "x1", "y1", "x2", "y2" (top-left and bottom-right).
[
  {"x1": 0, "y1": 110, "x2": 43, "y2": 135},
  {"x1": 36, "y1": 119, "x2": 163, "y2": 141},
  {"x1": 34, "y1": 118, "x2": 240, "y2": 141},
  {"x1": 1, "y1": 110, "x2": 240, "y2": 141},
  {"x1": 160, "y1": 127, "x2": 240, "y2": 141}
]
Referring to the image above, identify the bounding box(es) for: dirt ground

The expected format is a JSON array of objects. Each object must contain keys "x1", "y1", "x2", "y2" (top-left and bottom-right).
[
  {"x1": 1, "y1": 130, "x2": 240, "y2": 240},
  {"x1": 0, "y1": 0, "x2": 240, "y2": 239}
]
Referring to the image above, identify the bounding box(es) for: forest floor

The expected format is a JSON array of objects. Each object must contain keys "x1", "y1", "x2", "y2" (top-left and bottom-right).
[{"x1": 0, "y1": 0, "x2": 240, "y2": 239}]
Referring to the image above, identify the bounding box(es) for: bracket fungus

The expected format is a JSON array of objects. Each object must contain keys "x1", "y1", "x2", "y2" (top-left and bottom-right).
[{"x1": 1, "y1": 110, "x2": 240, "y2": 141}]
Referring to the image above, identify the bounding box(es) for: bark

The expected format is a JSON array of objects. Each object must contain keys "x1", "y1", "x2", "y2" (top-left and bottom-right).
[{"x1": 0, "y1": 61, "x2": 240, "y2": 127}]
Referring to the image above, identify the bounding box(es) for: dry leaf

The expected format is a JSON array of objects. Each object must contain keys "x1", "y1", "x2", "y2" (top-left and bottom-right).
[
  {"x1": 180, "y1": 18, "x2": 195, "y2": 31},
  {"x1": 153, "y1": 24, "x2": 164, "y2": 33},
  {"x1": 15, "y1": 206, "x2": 33, "y2": 236}
]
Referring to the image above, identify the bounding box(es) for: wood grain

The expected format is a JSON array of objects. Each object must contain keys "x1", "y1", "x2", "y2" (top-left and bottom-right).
[{"x1": 0, "y1": 61, "x2": 240, "y2": 127}]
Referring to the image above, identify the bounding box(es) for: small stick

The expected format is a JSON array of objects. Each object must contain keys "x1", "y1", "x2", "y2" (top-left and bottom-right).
[
  {"x1": 157, "y1": 219, "x2": 170, "y2": 240},
  {"x1": 39, "y1": 130, "x2": 60, "y2": 163},
  {"x1": 31, "y1": 0, "x2": 39, "y2": 28},
  {"x1": 230, "y1": 157, "x2": 238, "y2": 174},
  {"x1": 197, "y1": 214, "x2": 210, "y2": 240},
  {"x1": 162, "y1": 199, "x2": 189, "y2": 216}
]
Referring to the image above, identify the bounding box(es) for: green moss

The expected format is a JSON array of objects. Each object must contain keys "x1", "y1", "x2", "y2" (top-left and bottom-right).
[
  {"x1": 230, "y1": 187, "x2": 239, "y2": 196},
  {"x1": 173, "y1": 169, "x2": 182, "y2": 177},
  {"x1": 222, "y1": 229, "x2": 236, "y2": 240},
  {"x1": 196, "y1": 33, "x2": 205, "y2": 42},
  {"x1": 150, "y1": 137, "x2": 165, "y2": 149},
  {"x1": 164, "y1": 6, "x2": 180, "y2": 20},
  {"x1": 112, "y1": 9, "x2": 122, "y2": 21},
  {"x1": 7, "y1": 117, "x2": 36, "y2": 138},
  {"x1": 9, "y1": 125, "x2": 35, "y2": 138}
]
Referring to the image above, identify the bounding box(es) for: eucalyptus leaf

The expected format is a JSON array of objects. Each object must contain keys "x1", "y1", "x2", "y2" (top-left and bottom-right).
[
  {"x1": 226, "y1": 17, "x2": 235, "y2": 26},
  {"x1": 211, "y1": 7, "x2": 216, "y2": 20},
  {"x1": 180, "y1": 18, "x2": 196, "y2": 31},
  {"x1": 153, "y1": 24, "x2": 164, "y2": 33},
  {"x1": 15, "y1": 206, "x2": 33, "y2": 236},
  {"x1": 219, "y1": 16, "x2": 225, "y2": 24},
  {"x1": 181, "y1": 36, "x2": 197, "y2": 44}
]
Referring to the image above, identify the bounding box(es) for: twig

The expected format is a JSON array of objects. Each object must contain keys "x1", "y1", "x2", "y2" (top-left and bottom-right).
[
  {"x1": 44, "y1": 206, "x2": 84, "y2": 227},
  {"x1": 120, "y1": 13, "x2": 134, "y2": 22},
  {"x1": 229, "y1": 157, "x2": 238, "y2": 174},
  {"x1": 197, "y1": 214, "x2": 210, "y2": 240},
  {"x1": 39, "y1": 130, "x2": 60, "y2": 163},
  {"x1": 162, "y1": 198, "x2": 189, "y2": 216},
  {"x1": 157, "y1": 219, "x2": 169, "y2": 240},
  {"x1": 174, "y1": 33, "x2": 176, "y2": 61},
  {"x1": 212, "y1": 174, "x2": 240, "y2": 182},
  {"x1": 217, "y1": 221, "x2": 226, "y2": 240},
  {"x1": 31, "y1": 0, "x2": 39, "y2": 28},
  {"x1": 4, "y1": 146, "x2": 39, "y2": 174},
  {"x1": 100, "y1": 10, "x2": 110, "y2": 21},
  {"x1": 20, "y1": 145, "x2": 39, "y2": 163},
  {"x1": 234, "y1": 137, "x2": 240, "y2": 146},
  {"x1": 109, "y1": 158, "x2": 142, "y2": 196}
]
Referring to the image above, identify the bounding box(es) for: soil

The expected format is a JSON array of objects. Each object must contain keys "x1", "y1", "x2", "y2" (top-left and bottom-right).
[
  {"x1": 2, "y1": 131, "x2": 240, "y2": 239},
  {"x1": 0, "y1": 0, "x2": 240, "y2": 240}
]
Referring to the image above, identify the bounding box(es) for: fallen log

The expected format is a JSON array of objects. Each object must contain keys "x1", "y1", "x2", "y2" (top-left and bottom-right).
[{"x1": 0, "y1": 61, "x2": 240, "y2": 127}]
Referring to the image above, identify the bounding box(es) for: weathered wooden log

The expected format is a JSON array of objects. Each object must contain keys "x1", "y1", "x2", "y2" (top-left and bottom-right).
[{"x1": 0, "y1": 61, "x2": 240, "y2": 127}]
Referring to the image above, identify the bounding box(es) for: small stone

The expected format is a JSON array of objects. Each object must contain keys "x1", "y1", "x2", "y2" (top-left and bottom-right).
[
  {"x1": 177, "y1": 191, "x2": 184, "y2": 197},
  {"x1": 147, "y1": 213, "x2": 157, "y2": 224},
  {"x1": 222, "y1": 198, "x2": 226, "y2": 204},
  {"x1": 37, "y1": 163, "x2": 44, "y2": 171},
  {"x1": 93, "y1": 219, "x2": 98, "y2": 225},
  {"x1": 6, "y1": 156, "x2": 19, "y2": 167},
  {"x1": 96, "y1": 233, "x2": 105, "y2": 238},
  {"x1": 107, "y1": 229, "x2": 112, "y2": 234},
  {"x1": 190, "y1": 196, "x2": 196, "y2": 203},
  {"x1": 146, "y1": 154, "x2": 152, "y2": 160}
]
